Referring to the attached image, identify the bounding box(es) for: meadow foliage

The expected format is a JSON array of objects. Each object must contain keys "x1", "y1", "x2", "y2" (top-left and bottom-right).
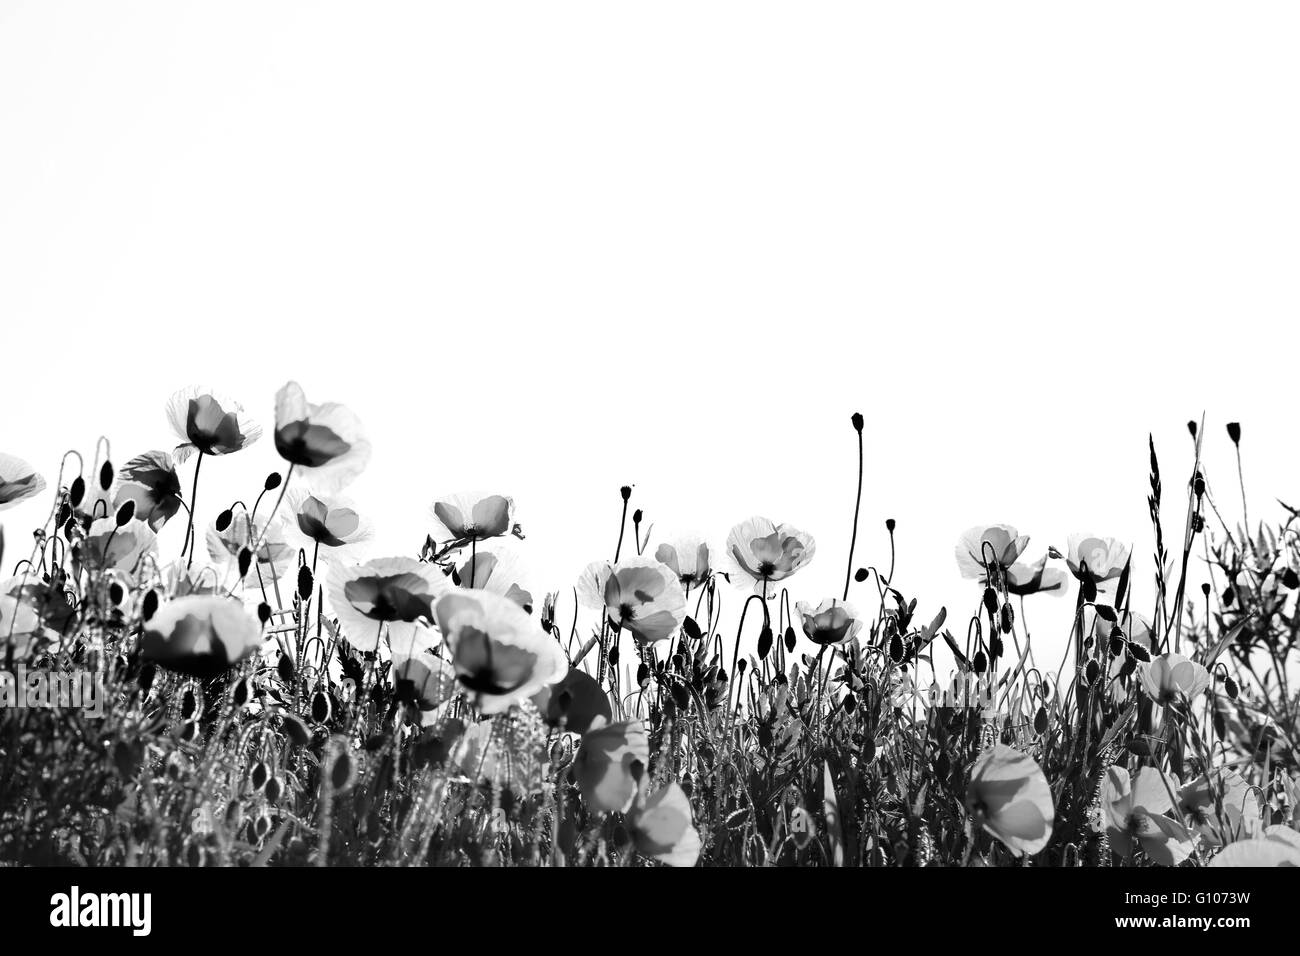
[{"x1": 1, "y1": 385, "x2": 1298, "y2": 867}]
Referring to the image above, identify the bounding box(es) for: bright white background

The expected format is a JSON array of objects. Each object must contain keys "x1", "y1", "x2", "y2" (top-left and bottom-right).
[{"x1": 2, "y1": 2, "x2": 1298, "y2": 663}]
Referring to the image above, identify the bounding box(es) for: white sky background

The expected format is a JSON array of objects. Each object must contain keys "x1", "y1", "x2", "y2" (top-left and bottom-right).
[{"x1": 2, "y1": 2, "x2": 1299, "y2": 671}]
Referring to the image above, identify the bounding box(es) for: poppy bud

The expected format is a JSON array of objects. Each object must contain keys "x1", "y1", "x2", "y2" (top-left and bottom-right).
[
  {"x1": 232, "y1": 676, "x2": 255, "y2": 708},
  {"x1": 69, "y1": 475, "x2": 86, "y2": 508},
  {"x1": 1187, "y1": 420, "x2": 1198, "y2": 438},
  {"x1": 1226, "y1": 422, "x2": 1241, "y2": 445},
  {"x1": 179, "y1": 720, "x2": 200, "y2": 743},
  {"x1": 99, "y1": 460, "x2": 114, "y2": 490},
  {"x1": 636, "y1": 662, "x2": 650, "y2": 687},
  {"x1": 851, "y1": 412, "x2": 864, "y2": 432},
  {"x1": 854, "y1": 567, "x2": 868, "y2": 582},
  {"x1": 238, "y1": 548, "x2": 252, "y2": 579},
  {"x1": 736, "y1": 658, "x2": 747, "y2": 675},
  {"x1": 1193, "y1": 474, "x2": 1205, "y2": 497},
  {"x1": 310, "y1": 690, "x2": 332, "y2": 724},
  {"x1": 142, "y1": 588, "x2": 159, "y2": 622},
  {"x1": 250, "y1": 761, "x2": 270, "y2": 790},
  {"x1": 999, "y1": 603, "x2": 1014, "y2": 634},
  {"x1": 632, "y1": 509, "x2": 643, "y2": 524},
  {"x1": 1128, "y1": 641, "x2": 1151, "y2": 663},
  {"x1": 843, "y1": 692, "x2": 857, "y2": 714},
  {"x1": 1283, "y1": 568, "x2": 1300, "y2": 589},
  {"x1": 1033, "y1": 706, "x2": 1048, "y2": 735},
  {"x1": 784, "y1": 626, "x2": 796, "y2": 653},
  {"x1": 989, "y1": 635, "x2": 1003, "y2": 660},
  {"x1": 1108, "y1": 627, "x2": 1125, "y2": 657},
  {"x1": 257, "y1": 602, "x2": 272, "y2": 626},
  {"x1": 298, "y1": 565, "x2": 314, "y2": 602},
  {"x1": 1222, "y1": 586, "x2": 1235, "y2": 606},
  {"x1": 682, "y1": 616, "x2": 702, "y2": 642},
  {"x1": 115, "y1": 499, "x2": 135, "y2": 526},
  {"x1": 886, "y1": 519, "x2": 896, "y2": 533},
  {"x1": 277, "y1": 651, "x2": 294, "y2": 684},
  {"x1": 264, "y1": 472, "x2": 282, "y2": 491},
  {"x1": 757, "y1": 626, "x2": 773, "y2": 660},
  {"x1": 264, "y1": 776, "x2": 283, "y2": 804},
  {"x1": 982, "y1": 587, "x2": 998, "y2": 618},
  {"x1": 671, "y1": 682, "x2": 691, "y2": 711},
  {"x1": 1224, "y1": 675, "x2": 1239, "y2": 700},
  {"x1": 972, "y1": 650, "x2": 987, "y2": 674},
  {"x1": 109, "y1": 582, "x2": 124, "y2": 605},
  {"x1": 138, "y1": 663, "x2": 156, "y2": 695},
  {"x1": 1085, "y1": 660, "x2": 1100, "y2": 686},
  {"x1": 215, "y1": 509, "x2": 233, "y2": 532},
  {"x1": 608, "y1": 644, "x2": 619, "y2": 667},
  {"x1": 280, "y1": 713, "x2": 311, "y2": 748}
]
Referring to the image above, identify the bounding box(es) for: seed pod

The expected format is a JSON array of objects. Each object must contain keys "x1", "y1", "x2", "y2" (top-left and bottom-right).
[{"x1": 1226, "y1": 422, "x2": 1241, "y2": 445}]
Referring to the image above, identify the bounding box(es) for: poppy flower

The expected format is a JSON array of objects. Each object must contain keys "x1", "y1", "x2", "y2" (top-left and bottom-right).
[
  {"x1": 0, "y1": 453, "x2": 46, "y2": 512},
  {"x1": 328, "y1": 557, "x2": 451, "y2": 652},
  {"x1": 531, "y1": 666, "x2": 612, "y2": 733},
  {"x1": 1006, "y1": 555, "x2": 1068, "y2": 598},
  {"x1": 273, "y1": 381, "x2": 371, "y2": 492},
  {"x1": 2, "y1": 573, "x2": 76, "y2": 639},
  {"x1": 1178, "y1": 769, "x2": 1262, "y2": 847},
  {"x1": 82, "y1": 517, "x2": 156, "y2": 573},
  {"x1": 206, "y1": 515, "x2": 294, "y2": 588},
  {"x1": 283, "y1": 488, "x2": 373, "y2": 565},
  {"x1": 389, "y1": 622, "x2": 456, "y2": 719},
  {"x1": 576, "y1": 555, "x2": 686, "y2": 645},
  {"x1": 954, "y1": 525, "x2": 1029, "y2": 581},
  {"x1": 456, "y1": 547, "x2": 533, "y2": 611},
  {"x1": 166, "y1": 385, "x2": 261, "y2": 461},
  {"x1": 965, "y1": 744, "x2": 1054, "y2": 857},
  {"x1": 434, "y1": 588, "x2": 566, "y2": 714},
  {"x1": 1101, "y1": 766, "x2": 1196, "y2": 865},
  {"x1": 0, "y1": 593, "x2": 42, "y2": 659},
  {"x1": 573, "y1": 719, "x2": 650, "y2": 813},
  {"x1": 428, "y1": 492, "x2": 516, "y2": 545},
  {"x1": 139, "y1": 594, "x2": 264, "y2": 676},
  {"x1": 1207, "y1": 828, "x2": 1300, "y2": 866},
  {"x1": 113, "y1": 451, "x2": 182, "y2": 530},
  {"x1": 654, "y1": 537, "x2": 712, "y2": 591},
  {"x1": 631, "y1": 781, "x2": 702, "y2": 867},
  {"x1": 1065, "y1": 533, "x2": 1130, "y2": 584},
  {"x1": 719, "y1": 517, "x2": 816, "y2": 598},
  {"x1": 796, "y1": 598, "x2": 863, "y2": 646},
  {"x1": 1139, "y1": 652, "x2": 1211, "y2": 705}
]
